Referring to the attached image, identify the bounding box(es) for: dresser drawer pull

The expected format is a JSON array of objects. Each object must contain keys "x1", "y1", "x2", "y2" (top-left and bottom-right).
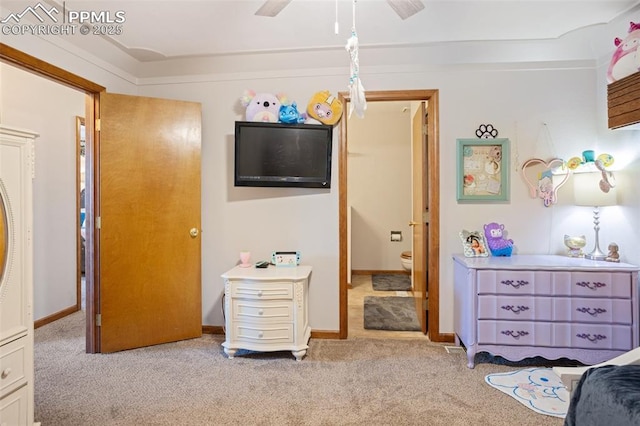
[
  {"x1": 500, "y1": 279, "x2": 530, "y2": 289},
  {"x1": 258, "y1": 332, "x2": 264, "y2": 338},
  {"x1": 501, "y1": 305, "x2": 529, "y2": 314},
  {"x1": 500, "y1": 330, "x2": 529, "y2": 339},
  {"x1": 257, "y1": 290, "x2": 263, "y2": 297},
  {"x1": 1, "y1": 367, "x2": 11, "y2": 379},
  {"x1": 575, "y1": 281, "x2": 606, "y2": 291},
  {"x1": 576, "y1": 333, "x2": 607, "y2": 343},
  {"x1": 258, "y1": 309, "x2": 264, "y2": 316},
  {"x1": 576, "y1": 307, "x2": 607, "y2": 317}
]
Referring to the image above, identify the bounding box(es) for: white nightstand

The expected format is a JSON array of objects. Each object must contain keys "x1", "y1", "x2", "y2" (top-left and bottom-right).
[{"x1": 221, "y1": 265, "x2": 312, "y2": 361}]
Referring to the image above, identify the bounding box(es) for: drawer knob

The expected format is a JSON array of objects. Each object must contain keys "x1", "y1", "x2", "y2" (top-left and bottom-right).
[
  {"x1": 258, "y1": 309, "x2": 264, "y2": 315},
  {"x1": 1, "y1": 368, "x2": 11, "y2": 379},
  {"x1": 257, "y1": 290, "x2": 263, "y2": 297},
  {"x1": 258, "y1": 332, "x2": 264, "y2": 338}
]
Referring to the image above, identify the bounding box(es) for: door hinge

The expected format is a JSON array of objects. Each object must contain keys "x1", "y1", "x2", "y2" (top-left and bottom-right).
[
  {"x1": 96, "y1": 216, "x2": 101, "y2": 229},
  {"x1": 423, "y1": 298, "x2": 429, "y2": 311},
  {"x1": 96, "y1": 119, "x2": 101, "y2": 131},
  {"x1": 423, "y1": 211, "x2": 430, "y2": 223},
  {"x1": 96, "y1": 314, "x2": 102, "y2": 326}
]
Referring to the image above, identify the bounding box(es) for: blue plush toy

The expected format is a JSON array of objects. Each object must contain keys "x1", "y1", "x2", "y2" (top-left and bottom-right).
[
  {"x1": 484, "y1": 222, "x2": 514, "y2": 256},
  {"x1": 279, "y1": 102, "x2": 307, "y2": 124}
]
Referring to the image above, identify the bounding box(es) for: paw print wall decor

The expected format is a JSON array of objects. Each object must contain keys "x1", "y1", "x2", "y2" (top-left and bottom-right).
[{"x1": 475, "y1": 124, "x2": 499, "y2": 139}]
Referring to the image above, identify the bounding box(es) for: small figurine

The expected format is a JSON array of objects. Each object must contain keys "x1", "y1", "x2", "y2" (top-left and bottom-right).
[
  {"x1": 564, "y1": 235, "x2": 586, "y2": 258},
  {"x1": 606, "y1": 242, "x2": 620, "y2": 263}
]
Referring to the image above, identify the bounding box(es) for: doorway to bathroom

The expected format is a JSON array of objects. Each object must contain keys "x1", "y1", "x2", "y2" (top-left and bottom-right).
[{"x1": 338, "y1": 90, "x2": 441, "y2": 341}]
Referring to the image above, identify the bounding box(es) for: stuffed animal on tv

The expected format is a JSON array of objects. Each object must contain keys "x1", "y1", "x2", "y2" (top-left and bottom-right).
[
  {"x1": 240, "y1": 90, "x2": 288, "y2": 122},
  {"x1": 607, "y1": 21, "x2": 640, "y2": 83},
  {"x1": 483, "y1": 222, "x2": 514, "y2": 257},
  {"x1": 279, "y1": 102, "x2": 307, "y2": 124},
  {"x1": 307, "y1": 90, "x2": 343, "y2": 125}
]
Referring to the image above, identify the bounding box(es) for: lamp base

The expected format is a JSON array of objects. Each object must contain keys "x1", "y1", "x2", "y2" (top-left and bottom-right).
[{"x1": 585, "y1": 252, "x2": 607, "y2": 261}]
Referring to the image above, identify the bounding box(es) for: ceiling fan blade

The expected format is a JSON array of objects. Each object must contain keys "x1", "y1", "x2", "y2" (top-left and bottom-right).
[
  {"x1": 386, "y1": 0, "x2": 425, "y2": 20},
  {"x1": 255, "y1": 0, "x2": 293, "y2": 17}
]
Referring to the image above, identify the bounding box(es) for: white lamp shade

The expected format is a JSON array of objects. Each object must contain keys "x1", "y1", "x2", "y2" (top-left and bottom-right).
[{"x1": 573, "y1": 172, "x2": 617, "y2": 207}]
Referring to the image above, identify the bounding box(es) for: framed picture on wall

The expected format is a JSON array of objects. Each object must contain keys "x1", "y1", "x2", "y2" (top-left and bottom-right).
[{"x1": 456, "y1": 138, "x2": 510, "y2": 202}]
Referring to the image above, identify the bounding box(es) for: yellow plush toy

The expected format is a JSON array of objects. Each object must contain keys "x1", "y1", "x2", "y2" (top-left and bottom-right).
[{"x1": 307, "y1": 91, "x2": 343, "y2": 125}]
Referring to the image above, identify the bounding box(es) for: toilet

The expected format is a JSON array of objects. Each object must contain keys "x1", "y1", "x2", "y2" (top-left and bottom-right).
[{"x1": 400, "y1": 251, "x2": 412, "y2": 271}]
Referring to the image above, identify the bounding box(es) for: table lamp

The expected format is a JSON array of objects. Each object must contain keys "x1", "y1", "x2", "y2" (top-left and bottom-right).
[{"x1": 573, "y1": 171, "x2": 617, "y2": 261}]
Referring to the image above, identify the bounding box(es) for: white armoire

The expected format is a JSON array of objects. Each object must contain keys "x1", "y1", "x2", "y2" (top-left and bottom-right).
[{"x1": 0, "y1": 125, "x2": 37, "y2": 425}]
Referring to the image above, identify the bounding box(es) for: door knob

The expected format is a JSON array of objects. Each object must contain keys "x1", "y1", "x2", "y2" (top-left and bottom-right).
[
  {"x1": 190, "y1": 228, "x2": 199, "y2": 238},
  {"x1": 409, "y1": 221, "x2": 419, "y2": 227}
]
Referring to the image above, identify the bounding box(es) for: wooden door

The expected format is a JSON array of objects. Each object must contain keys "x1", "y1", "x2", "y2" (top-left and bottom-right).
[
  {"x1": 97, "y1": 93, "x2": 202, "y2": 353},
  {"x1": 411, "y1": 103, "x2": 428, "y2": 333}
]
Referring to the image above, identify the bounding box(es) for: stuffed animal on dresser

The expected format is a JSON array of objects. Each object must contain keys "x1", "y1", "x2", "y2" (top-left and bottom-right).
[{"x1": 484, "y1": 222, "x2": 514, "y2": 256}]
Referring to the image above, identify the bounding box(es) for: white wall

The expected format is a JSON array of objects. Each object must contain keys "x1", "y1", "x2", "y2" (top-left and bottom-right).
[
  {"x1": 347, "y1": 103, "x2": 412, "y2": 271},
  {"x1": 2, "y1": 7, "x2": 638, "y2": 334},
  {"x1": 0, "y1": 63, "x2": 84, "y2": 320}
]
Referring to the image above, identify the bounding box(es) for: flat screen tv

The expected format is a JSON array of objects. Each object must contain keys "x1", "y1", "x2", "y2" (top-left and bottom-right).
[{"x1": 234, "y1": 121, "x2": 333, "y2": 188}]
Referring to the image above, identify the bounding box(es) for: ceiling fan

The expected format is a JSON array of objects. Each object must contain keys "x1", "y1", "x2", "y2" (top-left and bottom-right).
[{"x1": 255, "y1": 0, "x2": 425, "y2": 20}]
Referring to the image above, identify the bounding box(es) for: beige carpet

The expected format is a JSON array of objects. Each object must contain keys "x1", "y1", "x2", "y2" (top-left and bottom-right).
[{"x1": 34, "y1": 311, "x2": 564, "y2": 426}]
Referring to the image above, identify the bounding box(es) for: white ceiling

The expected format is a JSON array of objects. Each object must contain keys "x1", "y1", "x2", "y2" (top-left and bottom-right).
[{"x1": 2, "y1": 0, "x2": 639, "y2": 63}]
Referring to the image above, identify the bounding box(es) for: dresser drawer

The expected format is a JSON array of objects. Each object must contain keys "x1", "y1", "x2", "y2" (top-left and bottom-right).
[
  {"x1": 554, "y1": 323, "x2": 632, "y2": 351},
  {"x1": 0, "y1": 338, "x2": 27, "y2": 398},
  {"x1": 478, "y1": 320, "x2": 633, "y2": 351},
  {"x1": 478, "y1": 295, "x2": 545, "y2": 320},
  {"x1": 232, "y1": 323, "x2": 294, "y2": 344},
  {"x1": 478, "y1": 320, "x2": 551, "y2": 346},
  {"x1": 230, "y1": 282, "x2": 293, "y2": 300},
  {"x1": 0, "y1": 384, "x2": 28, "y2": 426},
  {"x1": 478, "y1": 296, "x2": 631, "y2": 324},
  {"x1": 554, "y1": 298, "x2": 631, "y2": 324},
  {"x1": 232, "y1": 299, "x2": 293, "y2": 323},
  {"x1": 477, "y1": 270, "x2": 550, "y2": 295},
  {"x1": 554, "y1": 272, "x2": 631, "y2": 298}
]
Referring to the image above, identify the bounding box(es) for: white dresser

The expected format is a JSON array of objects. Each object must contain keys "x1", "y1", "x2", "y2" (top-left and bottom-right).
[
  {"x1": 453, "y1": 254, "x2": 639, "y2": 368},
  {"x1": 221, "y1": 265, "x2": 312, "y2": 361},
  {"x1": 0, "y1": 126, "x2": 37, "y2": 425}
]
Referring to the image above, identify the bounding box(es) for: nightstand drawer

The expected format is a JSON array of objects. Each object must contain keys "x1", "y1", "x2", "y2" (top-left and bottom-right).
[
  {"x1": 232, "y1": 300, "x2": 293, "y2": 322},
  {"x1": 0, "y1": 338, "x2": 27, "y2": 398},
  {"x1": 0, "y1": 385, "x2": 28, "y2": 426},
  {"x1": 231, "y1": 282, "x2": 293, "y2": 300},
  {"x1": 233, "y1": 323, "x2": 294, "y2": 344}
]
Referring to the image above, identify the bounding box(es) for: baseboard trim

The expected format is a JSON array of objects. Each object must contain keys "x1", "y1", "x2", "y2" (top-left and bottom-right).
[
  {"x1": 35, "y1": 305, "x2": 80, "y2": 329},
  {"x1": 431, "y1": 332, "x2": 455, "y2": 343},
  {"x1": 202, "y1": 326, "x2": 341, "y2": 340},
  {"x1": 203, "y1": 325, "x2": 224, "y2": 335},
  {"x1": 351, "y1": 269, "x2": 409, "y2": 276}
]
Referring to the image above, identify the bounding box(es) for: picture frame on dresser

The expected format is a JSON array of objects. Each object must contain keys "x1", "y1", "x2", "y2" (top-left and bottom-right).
[
  {"x1": 459, "y1": 229, "x2": 489, "y2": 257},
  {"x1": 456, "y1": 138, "x2": 510, "y2": 203}
]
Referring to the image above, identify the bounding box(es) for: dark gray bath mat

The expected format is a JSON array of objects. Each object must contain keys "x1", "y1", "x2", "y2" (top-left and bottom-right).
[
  {"x1": 371, "y1": 274, "x2": 411, "y2": 291},
  {"x1": 363, "y1": 296, "x2": 420, "y2": 331}
]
